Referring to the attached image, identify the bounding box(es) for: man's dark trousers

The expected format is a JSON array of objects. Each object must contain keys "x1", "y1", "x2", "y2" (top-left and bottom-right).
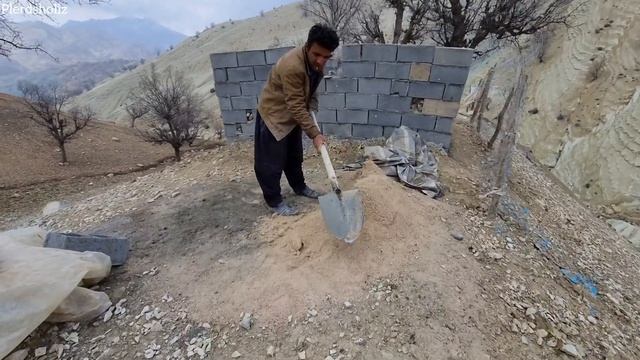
[{"x1": 254, "y1": 111, "x2": 306, "y2": 207}]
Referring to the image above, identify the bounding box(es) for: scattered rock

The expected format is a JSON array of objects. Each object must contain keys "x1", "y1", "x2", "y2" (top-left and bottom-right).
[
  {"x1": 488, "y1": 251, "x2": 504, "y2": 260},
  {"x1": 42, "y1": 201, "x2": 64, "y2": 216},
  {"x1": 103, "y1": 307, "x2": 114, "y2": 322},
  {"x1": 525, "y1": 307, "x2": 537, "y2": 317},
  {"x1": 587, "y1": 316, "x2": 597, "y2": 324},
  {"x1": 561, "y1": 343, "x2": 580, "y2": 357},
  {"x1": 111, "y1": 137, "x2": 120, "y2": 142},
  {"x1": 536, "y1": 329, "x2": 548, "y2": 338},
  {"x1": 521, "y1": 336, "x2": 529, "y2": 344},
  {"x1": 240, "y1": 312, "x2": 252, "y2": 330},
  {"x1": 298, "y1": 351, "x2": 306, "y2": 359},
  {"x1": 266, "y1": 345, "x2": 275, "y2": 357},
  {"x1": 344, "y1": 301, "x2": 353, "y2": 309},
  {"x1": 354, "y1": 338, "x2": 367, "y2": 346},
  {"x1": 451, "y1": 233, "x2": 464, "y2": 241},
  {"x1": 231, "y1": 351, "x2": 242, "y2": 358},
  {"x1": 308, "y1": 309, "x2": 318, "y2": 317},
  {"x1": 34, "y1": 347, "x2": 47, "y2": 358}
]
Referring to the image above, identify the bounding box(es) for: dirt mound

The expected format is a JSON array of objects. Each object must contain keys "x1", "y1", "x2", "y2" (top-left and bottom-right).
[{"x1": 210, "y1": 162, "x2": 462, "y2": 320}]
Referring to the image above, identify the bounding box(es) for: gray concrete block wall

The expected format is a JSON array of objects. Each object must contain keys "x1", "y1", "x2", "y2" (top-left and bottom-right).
[{"x1": 211, "y1": 44, "x2": 473, "y2": 149}]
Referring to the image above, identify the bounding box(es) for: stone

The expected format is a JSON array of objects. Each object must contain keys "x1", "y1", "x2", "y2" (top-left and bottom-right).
[
  {"x1": 267, "y1": 345, "x2": 275, "y2": 357},
  {"x1": 488, "y1": 252, "x2": 504, "y2": 260},
  {"x1": 561, "y1": 343, "x2": 580, "y2": 357},
  {"x1": 5, "y1": 349, "x2": 29, "y2": 360},
  {"x1": 42, "y1": 201, "x2": 64, "y2": 216},
  {"x1": 103, "y1": 307, "x2": 114, "y2": 322},
  {"x1": 45, "y1": 232, "x2": 130, "y2": 266},
  {"x1": 34, "y1": 347, "x2": 47, "y2": 358},
  {"x1": 240, "y1": 312, "x2": 252, "y2": 330},
  {"x1": 521, "y1": 336, "x2": 529, "y2": 344},
  {"x1": 298, "y1": 351, "x2": 307, "y2": 359},
  {"x1": 344, "y1": 301, "x2": 353, "y2": 309},
  {"x1": 231, "y1": 351, "x2": 242, "y2": 358},
  {"x1": 536, "y1": 329, "x2": 548, "y2": 338},
  {"x1": 451, "y1": 233, "x2": 464, "y2": 241},
  {"x1": 111, "y1": 136, "x2": 120, "y2": 142},
  {"x1": 587, "y1": 316, "x2": 597, "y2": 324},
  {"x1": 526, "y1": 307, "x2": 537, "y2": 317},
  {"x1": 355, "y1": 337, "x2": 367, "y2": 345}
]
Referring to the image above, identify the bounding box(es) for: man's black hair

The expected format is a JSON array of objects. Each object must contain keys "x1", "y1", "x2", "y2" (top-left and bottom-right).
[{"x1": 306, "y1": 23, "x2": 339, "y2": 51}]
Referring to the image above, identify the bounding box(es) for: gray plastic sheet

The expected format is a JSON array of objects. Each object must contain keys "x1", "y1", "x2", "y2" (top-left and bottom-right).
[{"x1": 364, "y1": 126, "x2": 441, "y2": 197}]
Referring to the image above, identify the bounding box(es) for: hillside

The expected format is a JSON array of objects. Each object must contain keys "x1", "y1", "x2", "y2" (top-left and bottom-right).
[
  {"x1": 0, "y1": 93, "x2": 173, "y2": 188},
  {"x1": 462, "y1": 0, "x2": 639, "y2": 220},
  {"x1": 71, "y1": 3, "x2": 315, "y2": 126}
]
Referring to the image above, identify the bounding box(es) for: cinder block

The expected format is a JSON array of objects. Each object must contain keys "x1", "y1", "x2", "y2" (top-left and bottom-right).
[
  {"x1": 215, "y1": 83, "x2": 241, "y2": 97},
  {"x1": 342, "y1": 44, "x2": 361, "y2": 61},
  {"x1": 319, "y1": 93, "x2": 345, "y2": 109},
  {"x1": 230, "y1": 96, "x2": 258, "y2": 109},
  {"x1": 435, "y1": 117, "x2": 454, "y2": 134},
  {"x1": 221, "y1": 110, "x2": 249, "y2": 124},
  {"x1": 323, "y1": 123, "x2": 352, "y2": 138},
  {"x1": 316, "y1": 78, "x2": 326, "y2": 93},
  {"x1": 358, "y1": 78, "x2": 391, "y2": 95},
  {"x1": 227, "y1": 66, "x2": 255, "y2": 82},
  {"x1": 409, "y1": 63, "x2": 431, "y2": 81},
  {"x1": 390, "y1": 80, "x2": 409, "y2": 96},
  {"x1": 45, "y1": 232, "x2": 129, "y2": 266},
  {"x1": 362, "y1": 44, "x2": 397, "y2": 61},
  {"x1": 240, "y1": 81, "x2": 265, "y2": 96},
  {"x1": 238, "y1": 122, "x2": 255, "y2": 137},
  {"x1": 266, "y1": 47, "x2": 294, "y2": 64},
  {"x1": 224, "y1": 124, "x2": 238, "y2": 138},
  {"x1": 418, "y1": 130, "x2": 452, "y2": 150},
  {"x1": 316, "y1": 110, "x2": 337, "y2": 123},
  {"x1": 375, "y1": 62, "x2": 410, "y2": 79},
  {"x1": 352, "y1": 124, "x2": 383, "y2": 139},
  {"x1": 429, "y1": 65, "x2": 470, "y2": 85},
  {"x1": 211, "y1": 52, "x2": 238, "y2": 68},
  {"x1": 342, "y1": 62, "x2": 375, "y2": 78},
  {"x1": 346, "y1": 93, "x2": 378, "y2": 110},
  {"x1": 401, "y1": 113, "x2": 436, "y2": 130},
  {"x1": 433, "y1": 47, "x2": 474, "y2": 67},
  {"x1": 337, "y1": 110, "x2": 368, "y2": 124},
  {"x1": 325, "y1": 78, "x2": 358, "y2": 93},
  {"x1": 253, "y1": 65, "x2": 272, "y2": 81},
  {"x1": 368, "y1": 111, "x2": 401, "y2": 127},
  {"x1": 383, "y1": 126, "x2": 397, "y2": 138},
  {"x1": 443, "y1": 84, "x2": 464, "y2": 102},
  {"x1": 407, "y1": 82, "x2": 445, "y2": 99},
  {"x1": 422, "y1": 99, "x2": 460, "y2": 117},
  {"x1": 237, "y1": 50, "x2": 266, "y2": 66},
  {"x1": 218, "y1": 96, "x2": 232, "y2": 111},
  {"x1": 397, "y1": 45, "x2": 435, "y2": 63},
  {"x1": 325, "y1": 58, "x2": 339, "y2": 74},
  {"x1": 214, "y1": 68, "x2": 227, "y2": 82},
  {"x1": 378, "y1": 95, "x2": 412, "y2": 113}
]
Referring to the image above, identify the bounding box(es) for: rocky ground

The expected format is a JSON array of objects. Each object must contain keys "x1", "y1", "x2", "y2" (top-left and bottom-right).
[{"x1": 3, "y1": 122, "x2": 640, "y2": 360}]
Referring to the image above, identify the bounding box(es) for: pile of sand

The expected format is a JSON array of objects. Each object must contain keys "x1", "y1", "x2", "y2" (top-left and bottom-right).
[{"x1": 214, "y1": 162, "x2": 458, "y2": 320}]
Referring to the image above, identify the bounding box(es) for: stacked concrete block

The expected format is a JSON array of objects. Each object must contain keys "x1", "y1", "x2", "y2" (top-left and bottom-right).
[{"x1": 211, "y1": 44, "x2": 472, "y2": 148}]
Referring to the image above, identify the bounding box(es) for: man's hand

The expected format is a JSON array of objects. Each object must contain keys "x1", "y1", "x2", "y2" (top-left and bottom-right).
[{"x1": 313, "y1": 134, "x2": 326, "y2": 151}]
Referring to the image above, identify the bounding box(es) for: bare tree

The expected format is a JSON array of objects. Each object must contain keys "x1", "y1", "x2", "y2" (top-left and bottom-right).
[
  {"x1": 124, "y1": 101, "x2": 149, "y2": 128},
  {"x1": 424, "y1": 0, "x2": 579, "y2": 49},
  {"x1": 18, "y1": 81, "x2": 94, "y2": 163},
  {"x1": 1, "y1": 0, "x2": 106, "y2": 58},
  {"x1": 302, "y1": 0, "x2": 362, "y2": 41},
  {"x1": 131, "y1": 65, "x2": 204, "y2": 161},
  {"x1": 356, "y1": 0, "x2": 430, "y2": 44}
]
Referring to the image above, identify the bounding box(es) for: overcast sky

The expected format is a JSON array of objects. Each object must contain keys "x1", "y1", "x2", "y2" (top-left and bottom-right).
[{"x1": 6, "y1": 0, "x2": 298, "y2": 35}]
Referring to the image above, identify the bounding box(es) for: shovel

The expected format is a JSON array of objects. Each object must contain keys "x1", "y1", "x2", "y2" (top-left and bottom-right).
[{"x1": 311, "y1": 112, "x2": 364, "y2": 244}]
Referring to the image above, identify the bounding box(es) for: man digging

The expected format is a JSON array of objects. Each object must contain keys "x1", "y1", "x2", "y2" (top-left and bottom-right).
[{"x1": 254, "y1": 24, "x2": 339, "y2": 216}]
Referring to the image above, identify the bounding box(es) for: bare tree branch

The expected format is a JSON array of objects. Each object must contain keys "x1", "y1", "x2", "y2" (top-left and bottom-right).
[{"x1": 302, "y1": 0, "x2": 362, "y2": 41}]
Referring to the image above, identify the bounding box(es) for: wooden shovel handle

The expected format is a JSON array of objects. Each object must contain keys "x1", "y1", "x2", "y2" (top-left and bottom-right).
[{"x1": 311, "y1": 112, "x2": 341, "y2": 192}]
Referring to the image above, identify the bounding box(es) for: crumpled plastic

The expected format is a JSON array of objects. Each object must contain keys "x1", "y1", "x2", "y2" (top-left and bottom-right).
[
  {"x1": 364, "y1": 126, "x2": 441, "y2": 197},
  {"x1": 0, "y1": 227, "x2": 112, "y2": 358}
]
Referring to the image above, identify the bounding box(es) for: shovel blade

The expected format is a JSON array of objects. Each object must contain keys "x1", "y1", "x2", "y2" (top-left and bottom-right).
[{"x1": 318, "y1": 189, "x2": 364, "y2": 244}]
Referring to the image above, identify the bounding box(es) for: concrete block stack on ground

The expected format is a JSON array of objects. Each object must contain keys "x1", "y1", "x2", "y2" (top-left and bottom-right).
[{"x1": 210, "y1": 45, "x2": 472, "y2": 149}]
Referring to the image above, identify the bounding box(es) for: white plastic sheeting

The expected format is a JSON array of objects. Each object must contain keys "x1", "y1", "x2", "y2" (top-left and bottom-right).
[{"x1": 0, "y1": 227, "x2": 111, "y2": 358}]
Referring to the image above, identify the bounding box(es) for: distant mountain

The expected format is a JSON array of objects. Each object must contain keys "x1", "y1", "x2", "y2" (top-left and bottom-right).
[{"x1": 0, "y1": 17, "x2": 186, "y2": 95}]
